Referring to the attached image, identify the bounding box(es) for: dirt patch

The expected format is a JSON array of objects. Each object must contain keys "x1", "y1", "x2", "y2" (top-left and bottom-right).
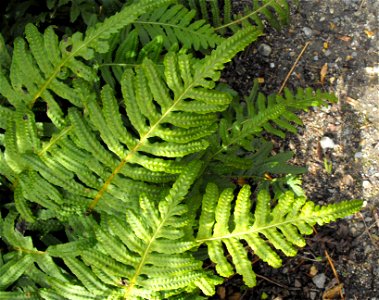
[{"x1": 219, "y1": 0, "x2": 379, "y2": 299}]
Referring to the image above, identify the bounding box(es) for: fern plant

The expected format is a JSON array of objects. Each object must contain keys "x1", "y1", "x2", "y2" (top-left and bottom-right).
[{"x1": 0, "y1": 0, "x2": 362, "y2": 299}]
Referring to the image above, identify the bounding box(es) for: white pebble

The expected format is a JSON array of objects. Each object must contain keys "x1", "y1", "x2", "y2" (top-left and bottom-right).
[
  {"x1": 320, "y1": 136, "x2": 335, "y2": 149},
  {"x1": 363, "y1": 180, "x2": 371, "y2": 189}
]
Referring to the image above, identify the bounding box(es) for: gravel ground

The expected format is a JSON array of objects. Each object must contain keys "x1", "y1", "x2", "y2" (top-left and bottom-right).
[{"x1": 219, "y1": 1, "x2": 379, "y2": 299}]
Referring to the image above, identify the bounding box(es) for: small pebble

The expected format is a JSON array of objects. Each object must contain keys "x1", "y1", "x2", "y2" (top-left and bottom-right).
[
  {"x1": 320, "y1": 136, "x2": 335, "y2": 149},
  {"x1": 354, "y1": 152, "x2": 363, "y2": 159},
  {"x1": 302, "y1": 27, "x2": 313, "y2": 37},
  {"x1": 364, "y1": 245, "x2": 373, "y2": 256},
  {"x1": 270, "y1": 62, "x2": 275, "y2": 68},
  {"x1": 310, "y1": 291, "x2": 317, "y2": 300},
  {"x1": 350, "y1": 226, "x2": 359, "y2": 237},
  {"x1": 362, "y1": 180, "x2": 371, "y2": 189},
  {"x1": 342, "y1": 174, "x2": 354, "y2": 186},
  {"x1": 294, "y1": 279, "x2": 302, "y2": 288},
  {"x1": 258, "y1": 43, "x2": 272, "y2": 57},
  {"x1": 312, "y1": 273, "x2": 326, "y2": 289}
]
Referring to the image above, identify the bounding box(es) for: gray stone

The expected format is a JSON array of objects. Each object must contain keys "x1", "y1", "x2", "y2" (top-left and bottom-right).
[
  {"x1": 310, "y1": 291, "x2": 317, "y2": 300},
  {"x1": 258, "y1": 43, "x2": 272, "y2": 57},
  {"x1": 354, "y1": 152, "x2": 363, "y2": 159},
  {"x1": 302, "y1": 27, "x2": 313, "y2": 37},
  {"x1": 312, "y1": 273, "x2": 326, "y2": 289}
]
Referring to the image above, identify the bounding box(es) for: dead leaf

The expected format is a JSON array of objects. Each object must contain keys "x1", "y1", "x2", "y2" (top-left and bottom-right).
[
  {"x1": 257, "y1": 77, "x2": 265, "y2": 83},
  {"x1": 338, "y1": 35, "x2": 352, "y2": 42},
  {"x1": 309, "y1": 265, "x2": 318, "y2": 277},
  {"x1": 323, "y1": 41, "x2": 329, "y2": 49},
  {"x1": 364, "y1": 29, "x2": 375, "y2": 38},
  {"x1": 345, "y1": 96, "x2": 359, "y2": 107},
  {"x1": 320, "y1": 63, "x2": 328, "y2": 84},
  {"x1": 322, "y1": 283, "x2": 344, "y2": 300}
]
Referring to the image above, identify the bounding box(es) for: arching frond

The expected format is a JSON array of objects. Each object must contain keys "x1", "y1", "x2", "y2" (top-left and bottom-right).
[
  {"x1": 206, "y1": 81, "x2": 336, "y2": 181},
  {"x1": 196, "y1": 184, "x2": 363, "y2": 287}
]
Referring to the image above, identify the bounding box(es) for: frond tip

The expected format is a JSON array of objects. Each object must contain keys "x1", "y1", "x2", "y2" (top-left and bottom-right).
[{"x1": 196, "y1": 184, "x2": 363, "y2": 287}]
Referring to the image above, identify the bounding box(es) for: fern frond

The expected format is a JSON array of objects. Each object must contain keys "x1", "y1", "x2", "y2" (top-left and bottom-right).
[
  {"x1": 0, "y1": 34, "x2": 11, "y2": 72},
  {"x1": 196, "y1": 184, "x2": 363, "y2": 287},
  {"x1": 206, "y1": 82, "x2": 335, "y2": 181},
  {"x1": 225, "y1": 82, "x2": 335, "y2": 142},
  {"x1": 39, "y1": 162, "x2": 222, "y2": 298},
  {"x1": 182, "y1": 0, "x2": 290, "y2": 33},
  {"x1": 0, "y1": 254, "x2": 34, "y2": 290},
  {"x1": 135, "y1": 4, "x2": 222, "y2": 50}
]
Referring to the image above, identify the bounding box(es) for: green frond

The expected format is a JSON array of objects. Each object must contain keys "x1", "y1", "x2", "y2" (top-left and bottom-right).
[
  {"x1": 135, "y1": 4, "x2": 222, "y2": 50},
  {"x1": 63, "y1": 257, "x2": 109, "y2": 293},
  {"x1": 14, "y1": 185, "x2": 35, "y2": 223},
  {"x1": 55, "y1": 30, "x2": 256, "y2": 212},
  {"x1": 2, "y1": 212, "x2": 34, "y2": 250},
  {"x1": 47, "y1": 239, "x2": 95, "y2": 257},
  {"x1": 197, "y1": 183, "x2": 219, "y2": 239},
  {"x1": 194, "y1": 27, "x2": 262, "y2": 84},
  {"x1": 182, "y1": 0, "x2": 290, "y2": 33},
  {"x1": 207, "y1": 81, "x2": 336, "y2": 184},
  {"x1": 0, "y1": 254, "x2": 34, "y2": 290},
  {"x1": 4, "y1": 120, "x2": 26, "y2": 174},
  {"x1": 197, "y1": 184, "x2": 363, "y2": 287},
  {"x1": 0, "y1": 34, "x2": 11, "y2": 72},
  {"x1": 41, "y1": 274, "x2": 100, "y2": 300},
  {"x1": 0, "y1": 291, "x2": 40, "y2": 300},
  {"x1": 0, "y1": 106, "x2": 14, "y2": 130}
]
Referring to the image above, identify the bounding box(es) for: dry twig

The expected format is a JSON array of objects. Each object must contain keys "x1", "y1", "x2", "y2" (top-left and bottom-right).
[
  {"x1": 324, "y1": 250, "x2": 344, "y2": 300},
  {"x1": 278, "y1": 41, "x2": 311, "y2": 94}
]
